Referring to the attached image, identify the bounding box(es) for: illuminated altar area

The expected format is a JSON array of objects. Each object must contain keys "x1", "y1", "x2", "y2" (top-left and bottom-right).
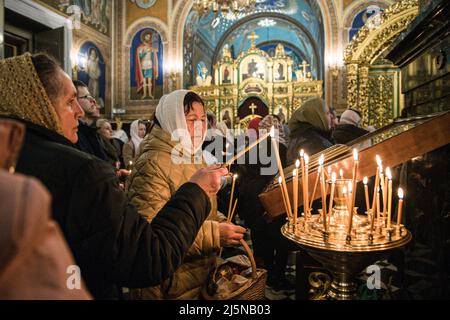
[{"x1": 190, "y1": 33, "x2": 323, "y2": 129}]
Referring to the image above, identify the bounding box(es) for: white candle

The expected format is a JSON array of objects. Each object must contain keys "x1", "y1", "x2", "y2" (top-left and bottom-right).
[
  {"x1": 278, "y1": 176, "x2": 289, "y2": 216},
  {"x1": 363, "y1": 177, "x2": 370, "y2": 214},
  {"x1": 293, "y1": 168, "x2": 298, "y2": 227},
  {"x1": 304, "y1": 154, "x2": 310, "y2": 214},
  {"x1": 397, "y1": 188, "x2": 404, "y2": 227}
]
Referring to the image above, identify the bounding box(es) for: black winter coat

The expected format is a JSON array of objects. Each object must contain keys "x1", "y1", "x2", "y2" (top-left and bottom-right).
[
  {"x1": 332, "y1": 124, "x2": 369, "y2": 145},
  {"x1": 287, "y1": 122, "x2": 334, "y2": 165},
  {"x1": 76, "y1": 121, "x2": 109, "y2": 162},
  {"x1": 15, "y1": 121, "x2": 212, "y2": 299}
]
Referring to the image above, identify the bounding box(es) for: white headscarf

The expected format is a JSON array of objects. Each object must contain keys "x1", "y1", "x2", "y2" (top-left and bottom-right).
[
  {"x1": 155, "y1": 90, "x2": 206, "y2": 155},
  {"x1": 130, "y1": 119, "x2": 143, "y2": 153},
  {"x1": 339, "y1": 109, "x2": 362, "y2": 127}
]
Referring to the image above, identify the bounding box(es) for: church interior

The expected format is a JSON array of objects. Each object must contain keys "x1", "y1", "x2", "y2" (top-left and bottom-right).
[{"x1": 0, "y1": 0, "x2": 449, "y2": 301}]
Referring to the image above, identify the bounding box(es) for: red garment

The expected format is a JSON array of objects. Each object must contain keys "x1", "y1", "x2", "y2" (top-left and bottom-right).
[{"x1": 247, "y1": 118, "x2": 262, "y2": 138}]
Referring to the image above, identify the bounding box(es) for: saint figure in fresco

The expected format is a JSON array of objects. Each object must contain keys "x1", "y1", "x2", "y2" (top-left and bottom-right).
[{"x1": 135, "y1": 30, "x2": 159, "y2": 99}]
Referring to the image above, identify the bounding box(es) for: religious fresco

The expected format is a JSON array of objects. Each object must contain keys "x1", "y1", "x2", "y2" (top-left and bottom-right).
[
  {"x1": 349, "y1": 5, "x2": 384, "y2": 41},
  {"x1": 129, "y1": 28, "x2": 163, "y2": 100},
  {"x1": 76, "y1": 42, "x2": 106, "y2": 109},
  {"x1": 39, "y1": 0, "x2": 111, "y2": 35},
  {"x1": 183, "y1": 0, "x2": 324, "y2": 87}
]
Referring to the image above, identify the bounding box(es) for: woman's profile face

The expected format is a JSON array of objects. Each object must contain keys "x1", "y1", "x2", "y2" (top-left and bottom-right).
[
  {"x1": 137, "y1": 123, "x2": 146, "y2": 138},
  {"x1": 185, "y1": 102, "x2": 206, "y2": 148},
  {"x1": 99, "y1": 122, "x2": 113, "y2": 140}
]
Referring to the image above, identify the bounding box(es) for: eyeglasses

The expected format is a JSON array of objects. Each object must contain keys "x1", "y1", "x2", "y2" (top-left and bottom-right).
[{"x1": 77, "y1": 94, "x2": 96, "y2": 102}]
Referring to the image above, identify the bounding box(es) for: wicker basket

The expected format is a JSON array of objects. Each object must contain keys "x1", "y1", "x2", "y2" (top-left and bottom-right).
[{"x1": 202, "y1": 239, "x2": 267, "y2": 300}]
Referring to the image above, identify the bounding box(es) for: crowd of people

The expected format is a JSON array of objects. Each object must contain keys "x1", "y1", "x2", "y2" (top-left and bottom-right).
[{"x1": 0, "y1": 52, "x2": 374, "y2": 300}]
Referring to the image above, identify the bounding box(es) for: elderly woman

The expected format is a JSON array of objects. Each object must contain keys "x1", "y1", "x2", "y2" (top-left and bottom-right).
[
  {"x1": 122, "y1": 119, "x2": 146, "y2": 166},
  {"x1": 0, "y1": 53, "x2": 228, "y2": 299},
  {"x1": 286, "y1": 97, "x2": 334, "y2": 164},
  {"x1": 97, "y1": 118, "x2": 121, "y2": 169},
  {"x1": 127, "y1": 90, "x2": 245, "y2": 300}
]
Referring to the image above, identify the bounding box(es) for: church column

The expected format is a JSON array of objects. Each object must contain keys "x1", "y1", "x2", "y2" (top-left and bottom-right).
[{"x1": 0, "y1": 0, "x2": 4, "y2": 59}]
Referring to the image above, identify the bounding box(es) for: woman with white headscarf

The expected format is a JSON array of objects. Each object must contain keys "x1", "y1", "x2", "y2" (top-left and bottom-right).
[
  {"x1": 122, "y1": 119, "x2": 146, "y2": 166},
  {"x1": 126, "y1": 90, "x2": 245, "y2": 300}
]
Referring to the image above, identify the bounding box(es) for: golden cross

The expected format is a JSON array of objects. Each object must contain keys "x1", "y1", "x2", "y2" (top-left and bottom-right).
[
  {"x1": 249, "y1": 103, "x2": 257, "y2": 115},
  {"x1": 248, "y1": 32, "x2": 259, "y2": 48},
  {"x1": 300, "y1": 61, "x2": 310, "y2": 79}
]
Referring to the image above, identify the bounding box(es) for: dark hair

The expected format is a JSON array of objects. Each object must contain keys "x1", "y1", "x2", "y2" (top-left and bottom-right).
[
  {"x1": 73, "y1": 80, "x2": 87, "y2": 92},
  {"x1": 184, "y1": 91, "x2": 205, "y2": 115},
  {"x1": 31, "y1": 53, "x2": 63, "y2": 103}
]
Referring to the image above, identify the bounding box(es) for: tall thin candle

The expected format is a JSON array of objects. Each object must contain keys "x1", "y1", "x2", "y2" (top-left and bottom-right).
[
  {"x1": 386, "y1": 167, "x2": 393, "y2": 229},
  {"x1": 319, "y1": 154, "x2": 326, "y2": 231},
  {"x1": 293, "y1": 168, "x2": 298, "y2": 227},
  {"x1": 304, "y1": 154, "x2": 310, "y2": 214},
  {"x1": 347, "y1": 181, "x2": 354, "y2": 235},
  {"x1": 227, "y1": 174, "x2": 238, "y2": 220},
  {"x1": 397, "y1": 188, "x2": 404, "y2": 228},
  {"x1": 363, "y1": 177, "x2": 370, "y2": 214},
  {"x1": 271, "y1": 128, "x2": 292, "y2": 218},
  {"x1": 327, "y1": 172, "x2": 337, "y2": 225}
]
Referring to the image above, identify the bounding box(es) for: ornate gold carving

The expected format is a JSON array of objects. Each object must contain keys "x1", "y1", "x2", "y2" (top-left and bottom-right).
[
  {"x1": 344, "y1": 0, "x2": 419, "y2": 126},
  {"x1": 368, "y1": 74, "x2": 394, "y2": 127},
  {"x1": 308, "y1": 272, "x2": 331, "y2": 300}
]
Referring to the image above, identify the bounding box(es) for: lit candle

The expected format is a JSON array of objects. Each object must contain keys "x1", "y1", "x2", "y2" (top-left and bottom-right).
[
  {"x1": 363, "y1": 177, "x2": 370, "y2": 214},
  {"x1": 397, "y1": 188, "x2": 404, "y2": 228},
  {"x1": 319, "y1": 154, "x2": 326, "y2": 231},
  {"x1": 304, "y1": 154, "x2": 310, "y2": 214},
  {"x1": 327, "y1": 172, "x2": 337, "y2": 222},
  {"x1": 376, "y1": 187, "x2": 381, "y2": 226},
  {"x1": 299, "y1": 150, "x2": 306, "y2": 213},
  {"x1": 271, "y1": 128, "x2": 292, "y2": 218},
  {"x1": 227, "y1": 174, "x2": 238, "y2": 220},
  {"x1": 386, "y1": 168, "x2": 393, "y2": 229},
  {"x1": 339, "y1": 169, "x2": 344, "y2": 180},
  {"x1": 293, "y1": 168, "x2": 298, "y2": 227},
  {"x1": 347, "y1": 181, "x2": 353, "y2": 235},
  {"x1": 350, "y1": 149, "x2": 359, "y2": 218}
]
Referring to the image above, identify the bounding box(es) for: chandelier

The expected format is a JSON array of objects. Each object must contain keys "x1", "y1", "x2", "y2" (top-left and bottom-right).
[{"x1": 193, "y1": 0, "x2": 257, "y2": 17}]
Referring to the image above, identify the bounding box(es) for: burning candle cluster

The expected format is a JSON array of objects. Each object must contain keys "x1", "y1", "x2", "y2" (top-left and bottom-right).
[{"x1": 277, "y1": 149, "x2": 407, "y2": 244}]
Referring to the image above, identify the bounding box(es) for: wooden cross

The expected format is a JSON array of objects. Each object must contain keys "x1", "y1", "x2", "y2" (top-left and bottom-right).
[
  {"x1": 248, "y1": 32, "x2": 259, "y2": 48},
  {"x1": 300, "y1": 61, "x2": 310, "y2": 79},
  {"x1": 249, "y1": 103, "x2": 257, "y2": 115}
]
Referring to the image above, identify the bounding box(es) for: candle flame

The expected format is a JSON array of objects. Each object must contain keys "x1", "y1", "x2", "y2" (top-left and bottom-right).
[
  {"x1": 293, "y1": 169, "x2": 297, "y2": 177},
  {"x1": 319, "y1": 154, "x2": 324, "y2": 166},
  {"x1": 376, "y1": 155, "x2": 382, "y2": 167},
  {"x1": 348, "y1": 181, "x2": 353, "y2": 193},
  {"x1": 269, "y1": 126, "x2": 275, "y2": 138},
  {"x1": 339, "y1": 169, "x2": 344, "y2": 179},
  {"x1": 343, "y1": 186, "x2": 347, "y2": 195},
  {"x1": 363, "y1": 176, "x2": 368, "y2": 185},
  {"x1": 233, "y1": 174, "x2": 238, "y2": 179},
  {"x1": 295, "y1": 159, "x2": 300, "y2": 168},
  {"x1": 353, "y1": 148, "x2": 359, "y2": 161},
  {"x1": 304, "y1": 154, "x2": 309, "y2": 165},
  {"x1": 398, "y1": 188, "x2": 404, "y2": 199},
  {"x1": 278, "y1": 176, "x2": 282, "y2": 184},
  {"x1": 318, "y1": 166, "x2": 321, "y2": 173},
  {"x1": 386, "y1": 167, "x2": 392, "y2": 180},
  {"x1": 299, "y1": 149, "x2": 304, "y2": 157},
  {"x1": 129, "y1": 161, "x2": 133, "y2": 165},
  {"x1": 331, "y1": 172, "x2": 337, "y2": 183}
]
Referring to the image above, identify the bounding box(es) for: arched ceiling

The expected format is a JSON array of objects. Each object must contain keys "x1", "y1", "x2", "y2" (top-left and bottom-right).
[{"x1": 183, "y1": 0, "x2": 325, "y2": 86}]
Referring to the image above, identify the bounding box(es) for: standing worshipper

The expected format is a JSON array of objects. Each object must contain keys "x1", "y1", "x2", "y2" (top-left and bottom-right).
[
  {"x1": 287, "y1": 97, "x2": 334, "y2": 164},
  {"x1": 127, "y1": 90, "x2": 246, "y2": 299},
  {"x1": 122, "y1": 119, "x2": 146, "y2": 166}
]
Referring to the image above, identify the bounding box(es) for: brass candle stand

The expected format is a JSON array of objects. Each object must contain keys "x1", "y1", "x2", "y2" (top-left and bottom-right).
[{"x1": 282, "y1": 178, "x2": 411, "y2": 300}]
